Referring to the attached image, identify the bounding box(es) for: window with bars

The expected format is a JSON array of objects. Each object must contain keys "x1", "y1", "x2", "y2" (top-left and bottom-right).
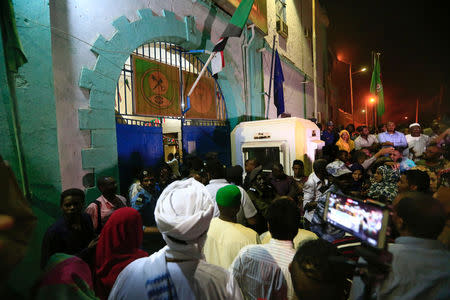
[{"x1": 115, "y1": 41, "x2": 227, "y2": 124}]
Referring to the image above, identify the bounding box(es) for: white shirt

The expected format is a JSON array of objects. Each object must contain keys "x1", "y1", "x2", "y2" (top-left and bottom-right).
[
  {"x1": 354, "y1": 134, "x2": 378, "y2": 150},
  {"x1": 406, "y1": 134, "x2": 430, "y2": 159},
  {"x1": 109, "y1": 249, "x2": 243, "y2": 300},
  {"x1": 205, "y1": 179, "x2": 258, "y2": 224},
  {"x1": 230, "y1": 239, "x2": 297, "y2": 300},
  {"x1": 302, "y1": 173, "x2": 328, "y2": 222},
  {"x1": 204, "y1": 218, "x2": 260, "y2": 269},
  {"x1": 260, "y1": 229, "x2": 318, "y2": 249}
]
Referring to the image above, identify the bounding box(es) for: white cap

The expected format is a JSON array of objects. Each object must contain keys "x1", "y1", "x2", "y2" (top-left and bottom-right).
[{"x1": 409, "y1": 123, "x2": 420, "y2": 128}]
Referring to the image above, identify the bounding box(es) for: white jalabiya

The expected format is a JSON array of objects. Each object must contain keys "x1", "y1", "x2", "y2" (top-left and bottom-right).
[{"x1": 109, "y1": 178, "x2": 243, "y2": 300}]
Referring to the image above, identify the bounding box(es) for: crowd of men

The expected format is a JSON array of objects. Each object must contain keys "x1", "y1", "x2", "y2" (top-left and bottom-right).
[{"x1": 31, "y1": 119, "x2": 450, "y2": 299}]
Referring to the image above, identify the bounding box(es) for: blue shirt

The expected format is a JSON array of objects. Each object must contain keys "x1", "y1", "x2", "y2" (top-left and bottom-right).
[
  {"x1": 350, "y1": 236, "x2": 450, "y2": 300},
  {"x1": 321, "y1": 130, "x2": 337, "y2": 146},
  {"x1": 378, "y1": 131, "x2": 408, "y2": 148},
  {"x1": 131, "y1": 189, "x2": 158, "y2": 227},
  {"x1": 398, "y1": 157, "x2": 416, "y2": 173}
]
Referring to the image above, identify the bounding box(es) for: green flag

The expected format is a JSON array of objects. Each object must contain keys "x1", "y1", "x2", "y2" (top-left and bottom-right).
[
  {"x1": 370, "y1": 54, "x2": 384, "y2": 117},
  {"x1": 213, "y1": 0, "x2": 255, "y2": 52}
]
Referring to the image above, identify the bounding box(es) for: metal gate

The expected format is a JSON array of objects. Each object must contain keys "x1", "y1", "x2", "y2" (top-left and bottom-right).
[{"x1": 115, "y1": 41, "x2": 230, "y2": 183}]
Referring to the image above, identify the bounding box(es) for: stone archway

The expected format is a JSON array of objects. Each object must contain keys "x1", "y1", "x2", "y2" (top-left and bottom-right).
[{"x1": 78, "y1": 9, "x2": 240, "y2": 200}]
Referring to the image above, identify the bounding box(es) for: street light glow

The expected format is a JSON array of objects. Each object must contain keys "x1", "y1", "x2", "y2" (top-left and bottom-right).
[
  {"x1": 361, "y1": 67, "x2": 367, "y2": 72},
  {"x1": 362, "y1": 109, "x2": 366, "y2": 113},
  {"x1": 370, "y1": 98, "x2": 375, "y2": 103}
]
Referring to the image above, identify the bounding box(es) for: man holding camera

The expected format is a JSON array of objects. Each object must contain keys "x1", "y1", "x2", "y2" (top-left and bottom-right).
[{"x1": 350, "y1": 192, "x2": 450, "y2": 299}]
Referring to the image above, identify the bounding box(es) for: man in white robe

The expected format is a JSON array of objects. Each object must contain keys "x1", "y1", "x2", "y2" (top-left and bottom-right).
[{"x1": 109, "y1": 178, "x2": 243, "y2": 300}]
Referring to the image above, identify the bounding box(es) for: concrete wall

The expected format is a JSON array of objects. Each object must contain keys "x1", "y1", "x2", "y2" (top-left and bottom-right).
[
  {"x1": 48, "y1": 0, "x2": 265, "y2": 194},
  {"x1": 263, "y1": 0, "x2": 329, "y2": 120},
  {"x1": 1, "y1": 0, "x2": 62, "y2": 296}
]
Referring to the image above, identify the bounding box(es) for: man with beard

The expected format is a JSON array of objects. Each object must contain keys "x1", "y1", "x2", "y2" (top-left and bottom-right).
[
  {"x1": 406, "y1": 123, "x2": 430, "y2": 161},
  {"x1": 354, "y1": 126, "x2": 379, "y2": 150}
]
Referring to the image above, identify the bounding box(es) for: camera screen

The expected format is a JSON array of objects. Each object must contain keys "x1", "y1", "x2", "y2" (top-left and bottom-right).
[{"x1": 325, "y1": 192, "x2": 386, "y2": 247}]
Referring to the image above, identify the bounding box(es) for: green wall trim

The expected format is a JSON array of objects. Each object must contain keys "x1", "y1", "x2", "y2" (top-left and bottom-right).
[
  {"x1": 79, "y1": 9, "x2": 246, "y2": 201},
  {"x1": 79, "y1": 108, "x2": 115, "y2": 130}
]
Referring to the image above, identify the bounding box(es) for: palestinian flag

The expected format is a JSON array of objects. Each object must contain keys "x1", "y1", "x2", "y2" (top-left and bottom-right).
[{"x1": 212, "y1": 0, "x2": 255, "y2": 52}]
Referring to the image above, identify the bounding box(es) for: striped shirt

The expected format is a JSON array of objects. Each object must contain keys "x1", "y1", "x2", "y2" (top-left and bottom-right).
[{"x1": 230, "y1": 239, "x2": 297, "y2": 300}]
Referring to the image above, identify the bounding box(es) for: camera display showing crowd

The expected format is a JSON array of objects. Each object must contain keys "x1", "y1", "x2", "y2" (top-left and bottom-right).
[{"x1": 11, "y1": 119, "x2": 449, "y2": 300}]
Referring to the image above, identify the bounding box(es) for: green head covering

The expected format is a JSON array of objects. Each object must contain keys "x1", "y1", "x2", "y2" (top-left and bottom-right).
[{"x1": 216, "y1": 185, "x2": 241, "y2": 207}]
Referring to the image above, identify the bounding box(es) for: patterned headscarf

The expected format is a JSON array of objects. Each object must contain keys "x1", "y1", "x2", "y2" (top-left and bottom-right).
[{"x1": 368, "y1": 165, "x2": 400, "y2": 203}]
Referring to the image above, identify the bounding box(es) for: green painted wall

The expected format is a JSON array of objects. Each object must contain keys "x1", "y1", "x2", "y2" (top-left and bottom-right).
[{"x1": 0, "y1": 0, "x2": 62, "y2": 297}]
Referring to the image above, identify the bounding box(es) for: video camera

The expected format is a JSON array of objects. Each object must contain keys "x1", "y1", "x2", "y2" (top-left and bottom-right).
[{"x1": 323, "y1": 192, "x2": 393, "y2": 299}]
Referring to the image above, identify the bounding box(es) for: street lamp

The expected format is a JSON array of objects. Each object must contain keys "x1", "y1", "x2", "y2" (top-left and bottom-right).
[
  {"x1": 338, "y1": 57, "x2": 367, "y2": 125},
  {"x1": 368, "y1": 97, "x2": 376, "y2": 128}
]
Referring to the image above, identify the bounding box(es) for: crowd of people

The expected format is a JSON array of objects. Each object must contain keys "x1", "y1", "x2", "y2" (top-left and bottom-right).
[{"x1": 24, "y1": 119, "x2": 450, "y2": 299}]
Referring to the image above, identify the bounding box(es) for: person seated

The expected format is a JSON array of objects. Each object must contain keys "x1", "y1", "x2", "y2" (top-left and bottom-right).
[
  {"x1": 108, "y1": 178, "x2": 243, "y2": 300},
  {"x1": 203, "y1": 185, "x2": 260, "y2": 269},
  {"x1": 350, "y1": 192, "x2": 450, "y2": 299},
  {"x1": 95, "y1": 208, "x2": 148, "y2": 300},
  {"x1": 335, "y1": 130, "x2": 355, "y2": 153},
  {"x1": 310, "y1": 160, "x2": 353, "y2": 242},
  {"x1": 388, "y1": 147, "x2": 415, "y2": 173},
  {"x1": 416, "y1": 144, "x2": 449, "y2": 173},
  {"x1": 230, "y1": 197, "x2": 300, "y2": 300},
  {"x1": 349, "y1": 164, "x2": 364, "y2": 196},
  {"x1": 85, "y1": 176, "x2": 127, "y2": 234},
  {"x1": 397, "y1": 169, "x2": 430, "y2": 194},
  {"x1": 367, "y1": 165, "x2": 400, "y2": 203},
  {"x1": 41, "y1": 188, "x2": 95, "y2": 269},
  {"x1": 355, "y1": 126, "x2": 379, "y2": 150},
  {"x1": 289, "y1": 239, "x2": 350, "y2": 300},
  {"x1": 32, "y1": 253, "x2": 97, "y2": 300},
  {"x1": 406, "y1": 123, "x2": 430, "y2": 160}
]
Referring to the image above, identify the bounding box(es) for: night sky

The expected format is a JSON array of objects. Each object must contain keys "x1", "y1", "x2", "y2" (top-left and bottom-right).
[{"x1": 320, "y1": 0, "x2": 450, "y2": 127}]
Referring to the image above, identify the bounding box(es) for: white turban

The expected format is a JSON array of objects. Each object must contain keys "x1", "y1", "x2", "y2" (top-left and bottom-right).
[{"x1": 155, "y1": 177, "x2": 214, "y2": 243}]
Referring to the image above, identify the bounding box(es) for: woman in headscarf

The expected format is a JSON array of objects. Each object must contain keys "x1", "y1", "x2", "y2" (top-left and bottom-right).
[
  {"x1": 94, "y1": 208, "x2": 148, "y2": 300},
  {"x1": 335, "y1": 130, "x2": 355, "y2": 153},
  {"x1": 367, "y1": 165, "x2": 400, "y2": 203},
  {"x1": 349, "y1": 163, "x2": 365, "y2": 195},
  {"x1": 32, "y1": 253, "x2": 98, "y2": 300}
]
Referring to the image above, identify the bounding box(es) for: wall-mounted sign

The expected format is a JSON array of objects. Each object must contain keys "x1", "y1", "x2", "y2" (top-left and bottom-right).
[{"x1": 254, "y1": 132, "x2": 271, "y2": 139}]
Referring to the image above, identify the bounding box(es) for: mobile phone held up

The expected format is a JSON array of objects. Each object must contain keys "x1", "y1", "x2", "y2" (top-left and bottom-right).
[{"x1": 323, "y1": 192, "x2": 389, "y2": 249}]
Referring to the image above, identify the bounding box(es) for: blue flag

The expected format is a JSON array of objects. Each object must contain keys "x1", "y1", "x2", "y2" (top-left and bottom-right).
[{"x1": 274, "y1": 50, "x2": 285, "y2": 116}]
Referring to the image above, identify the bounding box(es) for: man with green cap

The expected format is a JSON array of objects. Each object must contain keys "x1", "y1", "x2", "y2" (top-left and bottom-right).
[{"x1": 203, "y1": 185, "x2": 260, "y2": 269}]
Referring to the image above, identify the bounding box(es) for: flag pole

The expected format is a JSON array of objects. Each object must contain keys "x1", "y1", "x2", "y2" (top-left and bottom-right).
[
  {"x1": 415, "y1": 98, "x2": 419, "y2": 123},
  {"x1": 183, "y1": 52, "x2": 215, "y2": 114},
  {"x1": 266, "y1": 35, "x2": 276, "y2": 119}
]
